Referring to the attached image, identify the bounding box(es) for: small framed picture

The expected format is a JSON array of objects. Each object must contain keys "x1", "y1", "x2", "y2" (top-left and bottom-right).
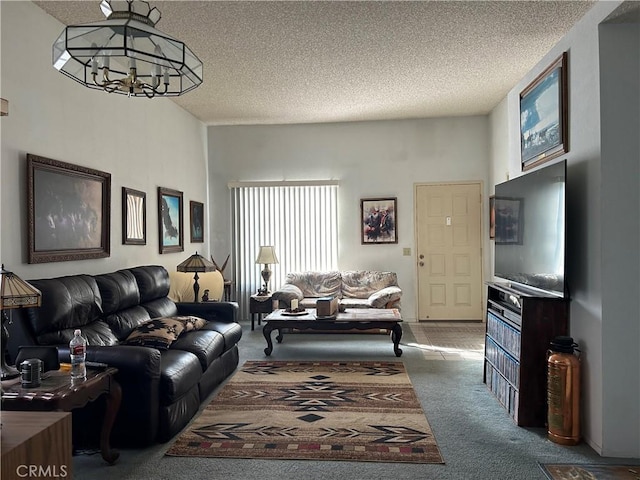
[
  {"x1": 158, "y1": 187, "x2": 184, "y2": 254},
  {"x1": 190, "y1": 200, "x2": 204, "y2": 243},
  {"x1": 520, "y1": 52, "x2": 568, "y2": 171},
  {"x1": 122, "y1": 187, "x2": 146, "y2": 245},
  {"x1": 361, "y1": 197, "x2": 397, "y2": 244}
]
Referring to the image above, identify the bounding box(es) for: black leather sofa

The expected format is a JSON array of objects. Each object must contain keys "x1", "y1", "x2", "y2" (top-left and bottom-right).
[{"x1": 6, "y1": 265, "x2": 242, "y2": 447}]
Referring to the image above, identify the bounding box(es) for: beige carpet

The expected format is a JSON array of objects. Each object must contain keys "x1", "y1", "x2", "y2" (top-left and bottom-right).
[{"x1": 166, "y1": 360, "x2": 444, "y2": 464}]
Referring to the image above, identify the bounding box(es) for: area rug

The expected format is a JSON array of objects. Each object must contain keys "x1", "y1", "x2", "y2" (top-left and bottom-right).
[
  {"x1": 541, "y1": 464, "x2": 640, "y2": 479},
  {"x1": 166, "y1": 360, "x2": 444, "y2": 464}
]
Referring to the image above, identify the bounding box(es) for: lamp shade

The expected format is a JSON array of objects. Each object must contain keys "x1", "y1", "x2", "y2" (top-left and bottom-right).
[
  {"x1": 255, "y1": 246, "x2": 278, "y2": 265},
  {"x1": 177, "y1": 252, "x2": 216, "y2": 273},
  {"x1": 0, "y1": 264, "x2": 41, "y2": 309}
]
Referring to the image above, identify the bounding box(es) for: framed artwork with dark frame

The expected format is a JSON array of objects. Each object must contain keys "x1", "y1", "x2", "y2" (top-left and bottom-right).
[
  {"x1": 489, "y1": 195, "x2": 496, "y2": 240},
  {"x1": 27, "y1": 153, "x2": 111, "y2": 264},
  {"x1": 520, "y1": 52, "x2": 568, "y2": 171},
  {"x1": 494, "y1": 197, "x2": 524, "y2": 245},
  {"x1": 189, "y1": 201, "x2": 204, "y2": 243},
  {"x1": 361, "y1": 197, "x2": 397, "y2": 244},
  {"x1": 122, "y1": 187, "x2": 146, "y2": 245},
  {"x1": 158, "y1": 187, "x2": 184, "y2": 254}
]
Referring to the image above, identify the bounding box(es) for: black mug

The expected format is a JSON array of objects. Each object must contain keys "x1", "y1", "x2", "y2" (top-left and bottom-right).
[{"x1": 20, "y1": 358, "x2": 44, "y2": 388}]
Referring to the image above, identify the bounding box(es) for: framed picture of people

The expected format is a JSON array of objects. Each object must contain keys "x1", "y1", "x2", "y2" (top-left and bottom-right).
[
  {"x1": 27, "y1": 153, "x2": 111, "y2": 263},
  {"x1": 361, "y1": 197, "x2": 397, "y2": 244}
]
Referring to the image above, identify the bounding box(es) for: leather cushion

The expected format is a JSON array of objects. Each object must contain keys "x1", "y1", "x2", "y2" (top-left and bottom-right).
[
  {"x1": 26, "y1": 275, "x2": 103, "y2": 335},
  {"x1": 158, "y1": 349, "x2": 202, "y2": 404},
  {"x1": 129, "y1": 266, "x2": 171, "y2": 303},
  {"x1": 95, "y1": 270, "x2": 141, "y2": 314},
  {"x1": 202, "y1": 321, "x2": 242, "y2": 351},
  {"x1": 103, "y1": 306, "x2": 152, "y2": 341},
  {"x1": 171, "y1": 330, "x2": 224, "y2": 371}
]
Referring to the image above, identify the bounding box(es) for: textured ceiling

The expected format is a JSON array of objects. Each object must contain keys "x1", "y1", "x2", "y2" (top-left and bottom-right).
[{"x1": 34, "y1": 0, "x2": 597, "y2": 126}]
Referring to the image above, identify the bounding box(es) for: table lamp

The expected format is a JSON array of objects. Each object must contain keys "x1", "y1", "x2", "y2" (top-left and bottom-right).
[
  {"x1": 255, "y1": 246, "x2": 278, "y2": 295},
  {"x1": 177, "y1": 252, "x2": 216, "y2": 302},
  {"x1": 1, "y1": 264, "x2": 42, "y2": 380}
]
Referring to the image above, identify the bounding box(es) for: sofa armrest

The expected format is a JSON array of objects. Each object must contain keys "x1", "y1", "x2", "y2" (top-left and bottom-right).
[
  {"x1": 176, "y1": 301, "x2": 238, "y2": 323},
  {"x1": 59, "y1": 344, "x2": 162, "y2": 447},
  {"x1": 368, "y1": 286, "x2": 402, "y2": 308}
]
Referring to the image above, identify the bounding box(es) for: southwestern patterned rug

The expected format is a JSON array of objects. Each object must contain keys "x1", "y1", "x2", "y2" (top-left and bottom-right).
[
  {"x1": 541, "y1": 464, "x2": 640, "y2": 479},
  {"x1": 166, "y1": 360, "x2": 444, "y2": 464}
]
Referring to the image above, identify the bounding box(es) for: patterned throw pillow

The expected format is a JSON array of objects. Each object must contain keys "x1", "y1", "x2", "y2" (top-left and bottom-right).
[
  {"x1": 124, "y1": 318, "x2": 186, "y2": 350},
  {"x1": 174, "y1": 315, "x2": 207, "y2": 332}
]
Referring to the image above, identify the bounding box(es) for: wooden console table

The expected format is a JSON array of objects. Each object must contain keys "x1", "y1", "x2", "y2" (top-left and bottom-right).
[
  {"x1": 1, "y1": 411, "x2": 73, "y2": 480},
  {"x1": 1, "y1": 367, "x2": 121, "y2": 465}
]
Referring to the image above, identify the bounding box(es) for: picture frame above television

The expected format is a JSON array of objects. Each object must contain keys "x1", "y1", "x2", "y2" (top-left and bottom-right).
[{"x1": 519, "y1": 52, "x2": 568, "y2": 171}]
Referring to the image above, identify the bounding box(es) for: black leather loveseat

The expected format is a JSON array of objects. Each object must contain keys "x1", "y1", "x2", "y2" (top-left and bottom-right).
[{"x1": 6, "y1": 265, "x2": 242, "y2": 447}]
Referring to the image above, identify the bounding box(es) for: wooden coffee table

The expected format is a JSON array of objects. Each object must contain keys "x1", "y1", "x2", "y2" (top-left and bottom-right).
[
  {"x1": 262, "y1": 308, "x2": 403, "y2": 357},
  {"x1": 1, "y1": 367, "x2": 121, "y2": 465}
]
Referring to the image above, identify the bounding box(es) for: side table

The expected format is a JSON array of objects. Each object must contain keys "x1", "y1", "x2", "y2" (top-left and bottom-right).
[
  {"x1": 249, "y1": 294, "x2": 273, "y2": 331},
  {"x1": 1, "y1": 367, "x2": 121, "y2": 465},
  {"x1": 1, "y1": 411, "x2": 73, "y2": 479}
]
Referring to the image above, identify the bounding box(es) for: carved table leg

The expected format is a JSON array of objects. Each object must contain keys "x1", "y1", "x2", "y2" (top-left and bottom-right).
[
  {"x1": 276, "y1": 328, "x2": 284, "y2": 343},
  {"x1": 100, "y1": 377, "x2": 122, "y2": 465},
  {"x1": 391, "y1": 323, "x2": 403, "y2": 357},
  {"x1": 263, "y1": 323, "x2": 275, "y2": 356}
]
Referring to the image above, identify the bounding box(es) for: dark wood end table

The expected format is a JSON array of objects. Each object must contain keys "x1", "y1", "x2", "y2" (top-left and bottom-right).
[
  {"x1": 262, "y1": 308, "x2": 403, "y2": 357},
  {"x1": 250, "y1": 294, "x2": 273, "y2": 331},
  {"x1": 1, "y1": 367, "x2": 121, "y2": 465}
]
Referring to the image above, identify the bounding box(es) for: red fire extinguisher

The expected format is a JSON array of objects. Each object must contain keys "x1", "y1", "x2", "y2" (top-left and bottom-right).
[{"x1": 547, "y1": 336, "x2": 581, "y2": 445}]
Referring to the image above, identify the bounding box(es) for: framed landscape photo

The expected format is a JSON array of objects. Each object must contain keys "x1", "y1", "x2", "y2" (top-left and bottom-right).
[
  {"x1": 361, "y1": 197, "x2": 397, "y2": 244},
  {"x1": 494, "y1": 197, "x2": 524, "y2": 245},
  {"x1": 520, "y1": 52, "x2": 568, "y2": 171},
  {"x1": 27, "y1": 154, "x2": 111, "y2": 264},
  {"x1": 122, "y1": 187, "x2": 146, "y2": 245},
  {"x1": 158, "y1": 187, "x2": 184, "y2": 254},
  {"x1": 190, "y1": 200, "x2": 204, "y2": 243}
]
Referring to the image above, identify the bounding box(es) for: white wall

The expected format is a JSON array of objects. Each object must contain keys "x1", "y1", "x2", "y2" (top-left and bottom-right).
[
  {"x1": 598, "y1": 20, "x2": 640, "y2": 458},
  {"x1": 489, "y1": 0, "x2": 639, "y2": 458},
  {"x1": 208, "y1": 117, "x2": 491, "y2": 322},
  {"x1": 0, "y1": 2, "x2": 208, "y2": 280}
]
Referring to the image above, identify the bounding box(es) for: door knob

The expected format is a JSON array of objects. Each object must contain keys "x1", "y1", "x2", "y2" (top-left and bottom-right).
[
  {"x1": 419, "y1": 261, "x2": 424, "y2": 267},
  {"x1": 419, "y1": 254, "x2": 424, "y2": 259}
]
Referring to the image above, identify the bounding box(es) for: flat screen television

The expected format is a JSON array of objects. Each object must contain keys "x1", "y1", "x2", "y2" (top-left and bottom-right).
[{"x1": 494, "y1": 159, "x2": 567, "y2": 298}]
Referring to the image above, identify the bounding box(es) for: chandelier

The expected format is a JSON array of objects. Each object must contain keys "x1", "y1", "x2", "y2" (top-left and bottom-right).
[{"x1": 53, "y1": 0, "x2": 203, "y2": 98}]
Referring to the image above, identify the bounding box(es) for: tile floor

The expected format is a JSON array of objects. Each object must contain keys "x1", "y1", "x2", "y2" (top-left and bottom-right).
[{"x1": 407, "y1": 321, "x2": 486, "y2": 361}]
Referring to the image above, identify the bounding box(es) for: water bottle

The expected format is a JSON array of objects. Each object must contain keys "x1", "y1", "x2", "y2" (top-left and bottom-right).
[{"x1": 69, "y1": 329, "x2": 87, "y2": 379}]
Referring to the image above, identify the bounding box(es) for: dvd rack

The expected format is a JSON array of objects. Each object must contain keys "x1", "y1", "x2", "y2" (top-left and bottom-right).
[{"x1": 483, "y1": 282, "x2": 569, "y2": 427}]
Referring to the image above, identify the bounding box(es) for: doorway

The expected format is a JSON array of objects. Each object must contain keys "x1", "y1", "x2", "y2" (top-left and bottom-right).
[{"x1": 415, "y1": 182, "x2": 483, "y2": 321}]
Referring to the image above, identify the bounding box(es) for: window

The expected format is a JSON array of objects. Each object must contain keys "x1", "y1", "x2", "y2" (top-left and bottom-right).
[{"x1": 230, "y1": 182, "x2": 339, "y2": 318}]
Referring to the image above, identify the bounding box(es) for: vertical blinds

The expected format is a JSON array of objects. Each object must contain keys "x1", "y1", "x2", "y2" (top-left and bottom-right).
[{"x1": 230, "y1": 182, "x2": 339, "y2": 319}]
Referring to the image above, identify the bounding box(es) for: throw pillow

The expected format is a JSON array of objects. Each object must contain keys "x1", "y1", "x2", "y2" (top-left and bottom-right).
[
  {"x1": 368, "y1": 286, "x2": 402, "y2": 308},
  {"x1": 174, "y1": 315, "x2": 207, "y2": 332},
  {"x1": 271, "y1": 283, "x2": 303, "y2": 303},
  {"x1": 124, "y1": 318, "x2": 186, "y2": 350}
]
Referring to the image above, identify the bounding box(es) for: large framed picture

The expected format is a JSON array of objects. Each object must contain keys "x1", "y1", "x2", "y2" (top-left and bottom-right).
[
  {"x1": 122, "y1": 187, "x2": 146, "y2": 245},
  {"x1": 27, "y1": 154, "x2": 111, "y2": 264},
  {"x1": 158, "y1": 187, "x2": 184, "y2": 254},
  {"x1": 189, "y1": 200, "x2": 204, "y2": 243},
  {"x1": 520, "y1": 52, "x2": 568, "y2": 171},
  {"x1": 361, "y1": 197, "x2": 397, "y2": 244},
  {"x1": 494, "y1": 197, "x2": 524, "y2": 245}
]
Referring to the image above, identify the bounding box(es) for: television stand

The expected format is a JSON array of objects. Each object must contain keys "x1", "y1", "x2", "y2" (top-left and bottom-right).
[{"x1": 483, "y1": 282, "x2": 569, "y2": 427}]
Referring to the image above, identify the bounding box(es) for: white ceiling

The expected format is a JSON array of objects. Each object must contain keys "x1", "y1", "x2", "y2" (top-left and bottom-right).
[{"x1": 34, "y1": 0, "x2": 597, "y2": 126}]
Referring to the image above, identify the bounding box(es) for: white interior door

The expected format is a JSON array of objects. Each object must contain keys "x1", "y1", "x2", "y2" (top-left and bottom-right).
[{"x1": 415, "y1": 182, "x2": 483, "y2": 321}]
